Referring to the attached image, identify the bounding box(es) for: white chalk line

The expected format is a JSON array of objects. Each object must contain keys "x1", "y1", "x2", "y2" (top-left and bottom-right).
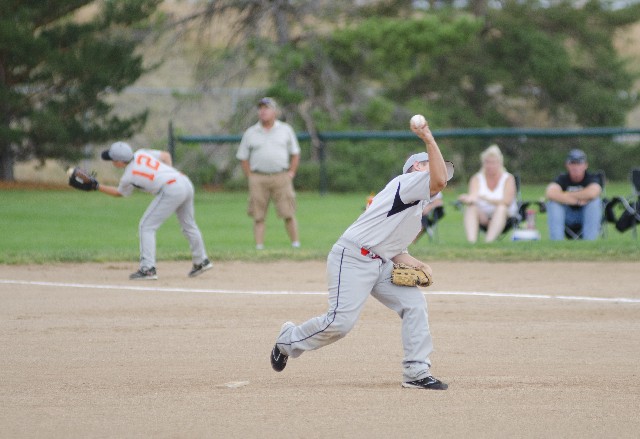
[{"x1": 1, "y1": 279, "x2": 639, "y2": 304}]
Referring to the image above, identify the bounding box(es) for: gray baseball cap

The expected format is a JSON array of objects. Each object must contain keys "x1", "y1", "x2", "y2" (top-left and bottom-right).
[
  {"x1": 566, "y1": 149, "x2": 587, "y2": 163},
  {"x1": 403, "y1": 152, "x2": 430, "y2": 174},
  {"x1": 402, "y1": 152, "x2": 455, "y2": 181},
  {"x1": 257, "y1": 97, "x2": 278, "y2": 109},
  {"x1": 101, "y1": 141, "x2": 134, "y2": 162}
]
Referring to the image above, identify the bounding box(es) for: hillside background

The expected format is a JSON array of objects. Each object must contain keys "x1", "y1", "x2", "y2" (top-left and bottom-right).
[{"x1": 14, "y1": 0, "x2": 640, "y2": 186}]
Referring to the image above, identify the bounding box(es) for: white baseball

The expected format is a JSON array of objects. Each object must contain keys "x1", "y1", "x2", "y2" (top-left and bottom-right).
[{"x1": 410, "y1": 114, "x2": 426, "y2": 129}]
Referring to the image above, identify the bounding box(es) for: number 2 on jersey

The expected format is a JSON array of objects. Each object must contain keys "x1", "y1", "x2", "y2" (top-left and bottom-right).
[{"x1": 132, "y1": 154, "x2": 160, "y2": 181}]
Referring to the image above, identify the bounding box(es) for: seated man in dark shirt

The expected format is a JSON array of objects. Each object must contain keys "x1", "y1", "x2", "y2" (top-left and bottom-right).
[{"x1": 545, "y1": 149, "x2": 602, "y2": 240}]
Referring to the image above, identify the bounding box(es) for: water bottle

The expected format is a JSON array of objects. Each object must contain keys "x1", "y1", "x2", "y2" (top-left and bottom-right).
[{"x1": 526, "y1": 209, "x2": 536, "y2": 230}]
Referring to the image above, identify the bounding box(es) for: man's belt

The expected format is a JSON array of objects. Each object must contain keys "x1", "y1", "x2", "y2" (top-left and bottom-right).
[{"x1": 252, "y1": 170, "x2": 287, "y2": 175}]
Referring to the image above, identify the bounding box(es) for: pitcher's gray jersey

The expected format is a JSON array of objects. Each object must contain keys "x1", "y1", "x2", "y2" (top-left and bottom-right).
[{"x1": 342, "y1": 171, "x2": 432, "y2": 260}]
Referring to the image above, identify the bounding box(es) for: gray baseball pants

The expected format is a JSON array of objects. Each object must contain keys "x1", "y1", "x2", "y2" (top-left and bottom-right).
[
  {"x1": 138, "y1": 176, "x2": 207, "y2": 269},
  {"x1": 276, "y1": 238, "x2": 434, "y2": 382}
]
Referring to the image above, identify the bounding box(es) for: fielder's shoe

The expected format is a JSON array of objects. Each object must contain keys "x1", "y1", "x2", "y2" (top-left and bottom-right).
[
  {"x1": 402, "y1": 375, "x2": 448, "y2": 390},
  {"x1": 188, "y1": 259, "x2": 213, "y2": 277},
  {"x1": 270, "y1": 322, "x2": 294, "y2": 372},
  {"x1": 129, "y1": 267, "x2": 157, "y2": 281}
]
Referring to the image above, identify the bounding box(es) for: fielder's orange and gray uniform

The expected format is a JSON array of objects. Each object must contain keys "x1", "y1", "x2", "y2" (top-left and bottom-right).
[{"x1": 117, "y1": 149, "x2": 209, "y2": 271}]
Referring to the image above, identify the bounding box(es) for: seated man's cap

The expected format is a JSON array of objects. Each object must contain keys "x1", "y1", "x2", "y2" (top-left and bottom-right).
[
  {"x1": 402, "y1": 152, "x2": 455, "y2": 181},
  {"x1": 101, "y1": 141, "x2": 134, "y2": 162},
  {"x1": 566, "y1": 149, "x2": 587, "y2": 163},
  {"x1": 257, "y1": 97, "x2": 278, "y2": 109}
]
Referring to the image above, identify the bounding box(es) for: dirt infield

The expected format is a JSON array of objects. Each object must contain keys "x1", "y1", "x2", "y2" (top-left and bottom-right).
[{"x1": 1, "y1": 261, "x2": 639, "y2": 438}]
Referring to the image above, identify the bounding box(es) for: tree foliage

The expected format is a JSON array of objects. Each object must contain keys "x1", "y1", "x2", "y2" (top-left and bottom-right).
[
  {"x1": 204, "y1": 1, "x2": 632, "y2": 188},
  {"x1": 7, "y1": 0, "x2": 640, "y2": 187},
  {"x1": 258, "y1": 1, "x2": 640, "y2": 187},
  {"x1": 116, "y1": 0, "x2": 640, "y2": 189},
  {"x1": 305, "y1": 1, "x2": 640, "y2": 131},
  {"x1": 0, "y1": 0, "x2": 161, "y2": 180}
]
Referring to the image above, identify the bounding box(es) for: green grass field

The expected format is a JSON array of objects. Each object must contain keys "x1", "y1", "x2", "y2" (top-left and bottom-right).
[{"x1": 1, "y1": 182, "x2": 638, "y2": 264}]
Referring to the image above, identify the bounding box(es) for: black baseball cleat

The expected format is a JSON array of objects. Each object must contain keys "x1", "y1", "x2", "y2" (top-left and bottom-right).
[
  {"x1": 188, "y1": 259, "x2": 213, "y2": 277},
  {"x1": 270, "y1": 344, "x2": 288, "y2": 372},
  {"x1": 402, "y1": 376, "x2": 448, "y2": 390},
  {"x1": 129, "y1": 267, "x2": 157, "y2": 280}
]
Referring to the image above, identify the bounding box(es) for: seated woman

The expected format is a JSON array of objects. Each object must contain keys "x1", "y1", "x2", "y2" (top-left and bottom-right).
[{"x1": 457, "y1": 144, "x2": 518, "y2": 243}]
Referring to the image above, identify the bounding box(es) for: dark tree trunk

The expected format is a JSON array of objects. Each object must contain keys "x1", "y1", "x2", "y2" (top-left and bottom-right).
[
  {"x1": 470, "y1": 0, "x2": 488, "y2": 17},
  {"x1": 0, "y1": 146, "x2": 15, "y2": 181}
]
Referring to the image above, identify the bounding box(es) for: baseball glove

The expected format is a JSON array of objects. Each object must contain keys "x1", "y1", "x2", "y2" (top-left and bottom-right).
[
  {"x1": 391, "y1": 263, "x2": 433, "y2": 287},
  {"x1": 68, "y1": 167, "x2": 99, "y2": 191}
]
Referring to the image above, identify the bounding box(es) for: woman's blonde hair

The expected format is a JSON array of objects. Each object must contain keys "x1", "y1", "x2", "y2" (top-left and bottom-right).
[{"x1": 480, "y1": 144, "x2": 505, "y2": 172}]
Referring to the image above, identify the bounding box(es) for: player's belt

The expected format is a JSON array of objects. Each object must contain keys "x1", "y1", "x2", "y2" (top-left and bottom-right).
[
  {"x1": 154, "y1": 179, "x2": 177, "y2": 194},
  {"x1": 360, "y1": 248, "x2": 381, "y2": 260},
  {"x1": 252, "y1": 170, "x2": 287, "y2": 175}
]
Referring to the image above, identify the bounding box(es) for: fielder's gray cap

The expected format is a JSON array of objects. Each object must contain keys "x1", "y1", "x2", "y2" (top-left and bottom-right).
[
  {"x1": 101, "y1": 141, "x2": 134, "y2": 162},
  {"x1": 257, "y1": 97, "x2": 278, "y2": 109},
  {"x1": 403, "y1": 152, "x2": 454, "y2": 181},
  {"x1": 566, "y1": 148, "x2": 587, "y2": 163}
]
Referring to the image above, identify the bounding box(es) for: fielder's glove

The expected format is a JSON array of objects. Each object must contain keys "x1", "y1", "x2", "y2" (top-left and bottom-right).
[
  {"x1": 68, "y1": 167, "x2": 99, "y2": 191},
  {"x1": 391, "y1": 263, "x2": 433, "y2": 287}
]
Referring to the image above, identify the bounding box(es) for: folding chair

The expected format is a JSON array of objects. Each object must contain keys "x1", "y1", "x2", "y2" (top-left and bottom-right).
[
  {"x1": 564, "y1": 169, "x2": 607, "y2": 239},
  {"x1": 415, "y1": 194, "x2": 445, "y2": 243},
  {"x1": 603, "y1": 167, "x2": 640, "y2": 239},
  {"x1": 419, "y1": 204, "x2": 445, "y2": 241}
]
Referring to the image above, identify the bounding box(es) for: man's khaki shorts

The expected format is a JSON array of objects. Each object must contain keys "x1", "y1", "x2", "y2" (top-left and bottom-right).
[{"x1": 248, "y1": 172, "x2": 296, "y2": 221}]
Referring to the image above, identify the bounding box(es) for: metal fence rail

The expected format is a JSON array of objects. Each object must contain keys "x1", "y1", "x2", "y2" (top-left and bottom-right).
[
  {"x1": 168, "y1": 123, "x2": 640, "y2": 193},
  {"x1": 172, "y1": 126, "x2": 640, "y2": 145}
]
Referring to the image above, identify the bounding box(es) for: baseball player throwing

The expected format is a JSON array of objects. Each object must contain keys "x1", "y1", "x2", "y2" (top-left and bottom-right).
[
  {"x1": 97, "y1": 141, "x2": 212, "y2": 280},
  {"x1": 270, "y1": 118, "x2": 453, "y2": 390}
]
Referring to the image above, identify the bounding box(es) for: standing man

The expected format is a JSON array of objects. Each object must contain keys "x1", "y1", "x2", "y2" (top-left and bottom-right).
[
  {"x1": 99, "y1": 141, "x2": 213, "y2": 280},
  {"x1": 236, "y1": 97, "x2": 301, "y2": 250},
  {"x1": 545, "y1": 149, "x2": 602, "y2": 240},
  {"x1": 269, "y1": 118, "x2": 454, "y2": 390}
]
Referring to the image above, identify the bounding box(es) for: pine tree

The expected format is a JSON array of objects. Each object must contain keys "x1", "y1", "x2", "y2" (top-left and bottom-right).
[{"x1": 0, "y1": 0, "x2": 160, "y2": 181}]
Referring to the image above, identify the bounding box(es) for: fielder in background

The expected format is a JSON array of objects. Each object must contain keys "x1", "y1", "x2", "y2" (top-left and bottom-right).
[
  {"x1": 270, "y1": 115, "x2": 454, "y2": 390},
  {"x1": 545, "y1": 149, "x2": 602, "y2": 240},
  {"x1": 457, "y1": 144, "x2": 518, "y2": 243},
  {"x1": 97, "y1": 141, "x2": 212, "y2": 280},
  {"x1": 236, "y1": 97, "x2": 301, "y2": 250}
]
